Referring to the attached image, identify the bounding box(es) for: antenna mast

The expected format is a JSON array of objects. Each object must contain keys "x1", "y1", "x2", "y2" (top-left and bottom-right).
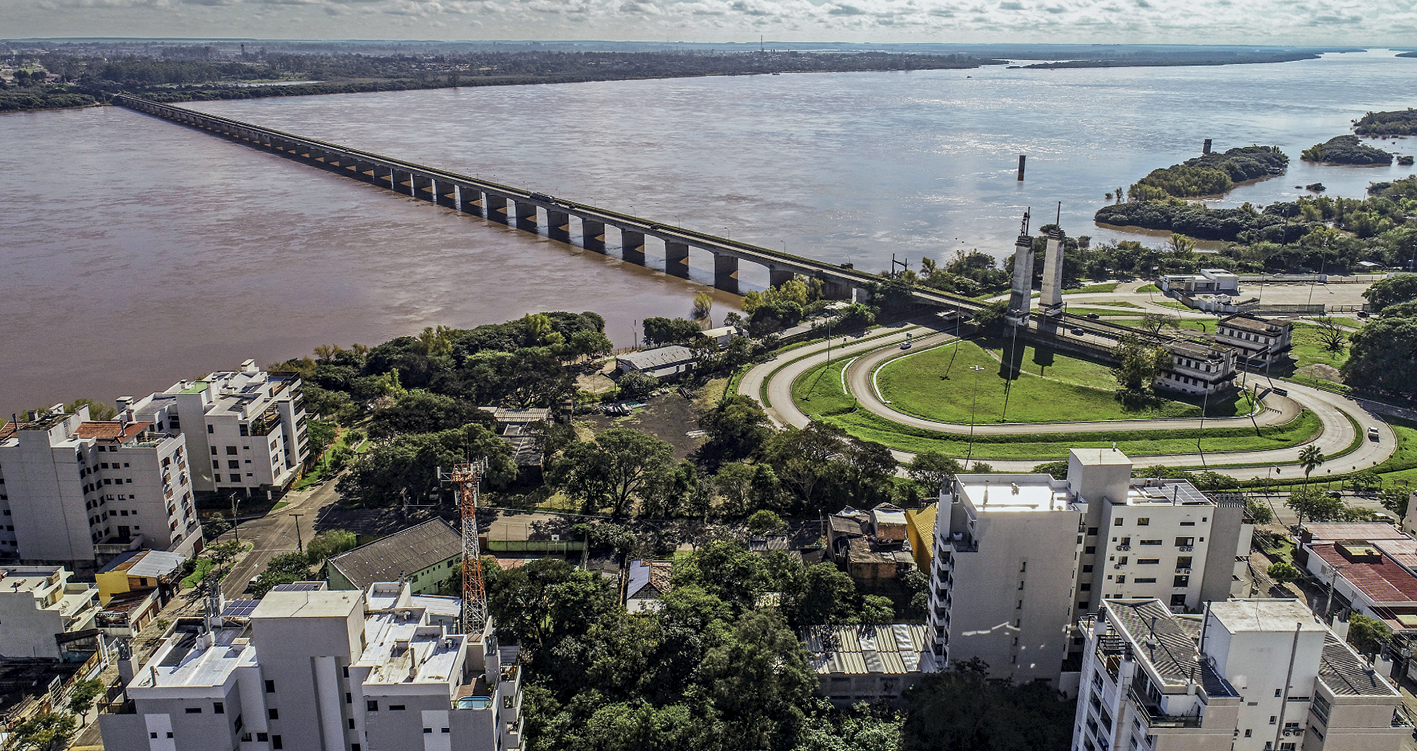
[{"x1": 448, "y1": 459, "x2": 489, "y2": 634}]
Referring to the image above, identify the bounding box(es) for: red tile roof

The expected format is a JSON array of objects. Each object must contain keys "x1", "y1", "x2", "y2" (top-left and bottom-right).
[
  {"x1": 1311, "y1": 543, "x2": 1417, "y2": 605},
  {"x1": 75, "y1": 421, "x2": 151, "y2": 441}
]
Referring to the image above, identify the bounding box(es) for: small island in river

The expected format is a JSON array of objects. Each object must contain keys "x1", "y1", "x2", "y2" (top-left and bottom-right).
[{"x1": 1302, "y1": 135, "x2": 1393, "y2": 165}]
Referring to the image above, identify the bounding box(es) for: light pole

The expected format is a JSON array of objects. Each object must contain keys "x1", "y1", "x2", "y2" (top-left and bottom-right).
[
  {"x1": 966, "y1": 365, "x2": 985, "y2": 469},
  {"x1": 292, "y1": 513, "x2": 305, "y2": 556},
  {"x1": 230, "y1": 493, "x2": 242, "y2": 548}
]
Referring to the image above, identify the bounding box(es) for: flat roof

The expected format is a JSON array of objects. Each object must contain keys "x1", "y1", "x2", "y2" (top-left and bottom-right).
[
  {"x1": 357, "y1": 611, "x2": 465, "y2": 686},
  {"x1": 957, "y1": 475, "x2": 1073, "y2": 512},
  {"x1": 1127, "y1": 481, "x2": 1214, "y2": 507},
  {"x1": 1207, "y1": 599, "x2": 1323, "y2": 634},
  {"x1": 138, "y1": 625, "x2": 255, "y2": 690},
  {"x1": 1310, "y1": 544, "x2": 1417, "y2": 605},
  {"x1": 1070, "y1": 448, "x2": 1134, "y2": 466},
  {"x1": 1302, "y1": 523, "x2": 1411, "y2": 543},
  {"x1": 251, "y1": 587, "x2": 362, "y2": 620}
]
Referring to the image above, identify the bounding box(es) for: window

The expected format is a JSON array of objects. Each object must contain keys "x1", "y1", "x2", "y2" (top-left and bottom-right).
[
  {"x1": 1170, "y1": 593, "x2": 1187, "y2": 606},
  {"x1": 1119, "y1": 556, "x2": 1128, "y2": 565},
  {"x1": 226, "y1": 446, "x2": 238, "y2": 455},
  {"x1": 228, "y1": 460, "x2": 240, "y2": 469},
  {"x1": 230, "y1": 474, "x2": 241, "y2": 483},
  {"x1": 389, "y1": 704, "x2": 406, "y2": 711},
  {"x1": 240, "y1": 424, "x2": 249, "y2": 436},
  {"x1": 1176, "y1": 556, "x2": 1192, "y2": 568},
  {"x1": 1087, "y1": 527, "x2": 1098, "y2": 536},
  {"x1": 1083, "y1": 565, "x2": 1093, "y2": 573},
  {"x1": 1085, "y1": 546, "x2": 1096, "y2": 554},
  {"x1": 1174, "y1": 575, "x2": 1190, "y2": 587},
  {"x1": 348, "y1": 719, "x2": 355, "y2": 729},
  {"x1": 342, "y1": 666, "x2": 349, "y2": 678},
  {"x1": 265, "y1": 680, "x2": 275, "y2": 693},
  {"x1": 1244, "y1": 730, "x2": 1252, "y2": 737},
  {"x1": 423, "y1": 728, "x2": 433, "y2": 734},
  {"x1": 1179, "y1": 521, "x2": 1195, "y2": 527},
  {"x1": 257, "y1": 733, "x2": 269, "y2": 742},
  {"x1": 1114, "y1": 518, "x2": 1123, "y2": 526},
  {"x1": 268, "y1": 708, "x2": 279, "y2": 720},
  {"x1": 1116, "y1": 576, "x2": 1126, "y2": 584},
  {"x1": 1137, "y1": 559, "x2": 1160, "y2": 565},
  {"x1": 1140, "y1": 540, "x2": 1162, "y2": 546},
  {"x1": 367, "y1": 700, "x2": 378, "y2": 712},
  {"x1": 1020, "y1": 562, "x2": 1027, "y2": 572},
  {"x1": 1135, "y1": 578, "x2": 1156, "y2": 584},
  {"x1": 1269, "y1": 716, "x2": 1277, "y2": 725},
  {"x1": 1080, "y1": 583, "x2": 1092, "y2": 591},
  {"x1": 1175, "y1": 537, "x2": 1194, "y2": 547},
  {"x1": 345, "y1": 693, "x2": 352, "y2": 704},
  {"x1": 1136, "y1": 518, "x2": 1149, "y2": 526},
  {"x1": 211, "y1": 446, "x2": 217, "y2": 455},
  {"x1": 441, "y1": 728, "x2": 450, "y2": 734},
  {"x1": 208, "y1": 424, "x2": 214, "y2": 434},
  {"x1": 1078, "y1": 602, "x2": 1088, "y2": 609},
  {"x1": 185, "y1": 707, "x2": 202, "y2": 714},
  {"x1": 213, "y1": 702, "x2": 224, "y2": 714},
  {"x1": 1017, "y1": 600, "x2": 1023, "y2": 609},
  {"x1": 272, "y1": 736, "x2": 283, "y2": 750}
]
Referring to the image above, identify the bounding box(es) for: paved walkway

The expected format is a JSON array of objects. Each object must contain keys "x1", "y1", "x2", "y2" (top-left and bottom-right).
[{"x1": 742, "y1": 319, "x2": 1398, "y2": 478}]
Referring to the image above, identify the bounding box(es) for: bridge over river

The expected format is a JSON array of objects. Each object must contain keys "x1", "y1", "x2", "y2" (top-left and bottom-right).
[{"x1": 117, "y1": 95, "x2": 988, "y2": 315}]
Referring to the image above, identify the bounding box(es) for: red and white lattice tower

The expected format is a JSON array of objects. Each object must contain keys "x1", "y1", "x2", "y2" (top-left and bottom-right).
[{"x1": 451, "y1": 459, "x2": 488, "y2": 635}]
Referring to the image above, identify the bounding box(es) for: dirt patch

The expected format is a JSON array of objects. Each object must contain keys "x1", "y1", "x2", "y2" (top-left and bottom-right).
[
  {"x1": 584, "y1": 391, "x2": 705, "y2": 461},
  {"x1": 1297, "y1": 363, "x2": 1344, "y2": 383},
  {"x1": 577, "y1": 360, "x2": 617, "y2": 394}
]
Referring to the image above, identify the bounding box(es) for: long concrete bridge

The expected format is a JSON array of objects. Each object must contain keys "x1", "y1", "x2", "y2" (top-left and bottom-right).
[{"x1": 117, "y1": 95, "x2": 985, "y2": 311}]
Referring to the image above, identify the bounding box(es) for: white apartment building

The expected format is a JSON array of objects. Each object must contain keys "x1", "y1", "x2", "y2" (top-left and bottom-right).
[
  {"x1": 132, "y1": 360, "x2": 309, "y2": 494},
  {"x1": 1156, "y1": 340, "x2": 1239, "y2": 396},
  {"x1": 1074, "y1": 598, "x2": 1409, "y2": 751},
  {"x1": 99, "y1": 581, "x2": 523, "y2": 751},
  {"x1": 927, "y1": 449, "x2": 1251, "y2": 687},
  {"x1": 0, "y1": 565, "x2": 100, "y2": 659},
  {"x1": 1215, "y1": 314, "x2": 1294, "y2": 367},
  {"x1": 0, "y1": 405, "x2": 200, "y2": 569}
]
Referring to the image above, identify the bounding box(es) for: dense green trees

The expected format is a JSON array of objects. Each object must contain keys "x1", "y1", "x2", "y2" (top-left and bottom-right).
[
  {"x1": 900, "y1": 664, "x2": 1075, "y2": 751},
  {"x1": 549, "y1": 429, "x2": 676, "y2": 516},
  {"x1": 643, "y1": 317, "x2": 706, "y2": 347},
  {"x1": 1302, "y1": 135, "x2": 1393, "y2": 165},
  {"x1": 1354, "y1": 109, "x2": 1417, "y2": 137},
  {"x1": 338, "y1": 425, "x2": 515, "y2": 505},
  {"x1": 698, "y1": 395, "x2": 774, "y2": 469},
  {"x1": 1127, "y1": 146, "x2": 1288, "y2": 200},
  {"x1": 1363, "y1": 274, "x2": 1417, "y2": 312},
  {"x1": 1110, "y1": 335, "x2": 1167, "y2": 396}
]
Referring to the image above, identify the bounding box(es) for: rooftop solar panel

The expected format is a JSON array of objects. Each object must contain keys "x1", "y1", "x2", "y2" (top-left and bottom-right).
[{"x1": 221, "y1": 599, "x2": 260, "y2": 618}]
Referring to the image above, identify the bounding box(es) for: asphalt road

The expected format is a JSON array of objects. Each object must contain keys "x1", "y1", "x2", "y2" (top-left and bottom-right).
[
  {"x1": 220, "y1": 474, "x2": 347, "y2": 599},
  {"x1": 743, "y1": 318, "x2": 1398, "y2": 477}
]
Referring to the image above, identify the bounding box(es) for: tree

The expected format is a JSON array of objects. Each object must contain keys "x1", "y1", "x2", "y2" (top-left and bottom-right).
[
  {"x1": 251, "y1": 552, "x2": 312, "y2": 598},
  {"x1": 1313, "y1": 317, "x2": 1347, "y2": 353},
  {"x1": 67, "y1": 679, "x2": 104, "y2": 726},
  {"x1": 746, "y1": 510, "x2": 786, "y2": 536},
  {"x1": 1246, "y1": 496, "x2": 1274, "y2": 526},
  {"x1": 66, "y1": 398, "x2": 117, "y2": 420},
  {"x1": 971, "y1": 300, "x2": 1008, "y2": 335},
  {"x1": 1139, "y1": 312, "x2": 1172, "y2": 336},
  {"x1": 698, "y1": 395, "x2": 772, "y2": 469},
  {"x1": 204, "y1": 540, "x2": 241, "y2": 571},
  {"x1": 1111, "y1": 334, "x2": 1167, "y2": 394},
  {"x1": 901, "y1": 666, "x2": 1074, "y2": 751},
  {"x1": 1347, "y1": 471, "x2": 1381, "y2": 494},
  {"x1": 907, "y1": 451, "x2": 962, "y2": 496},
  {"x1": 1298, "y1": 445, "x2": 1325, "y2": 486},
  {"x1": 549, "y1": 429, "x2": 674, "y2": 517},
  {"x1": 1362, "y1": 273, "x2": 1417, "y2": 312},
  {"x1": 1346, "y1": 613, "x2": 1392, "y2": 656},
  {"x1": 5, "y1": 712, "x2": 77, "y2": 751},
  {"x1": 1286, "y1": 487, "x2": 1345, "y2": 524},
  {"x1": 1267, "y1": 561, "x2": 1300, "y2": 585},
  {"x1": 642, "y1": 317, "x2": 703, "y2": 346},
  {"x1": 697, "y1": 610, "x2": 816, "y2": 750},
  {"x1": 1342, "y1": 315, "x2": 1417, "y2": 396},
  {"x1": 368, "y1": 389, "x2": 491, "y2": 439},
  {"x1": 1380, "y1": 487, "x2": 1411, "y2": 519},
  {"x1": 692, "y1": 291, "x2": 714, "y2": 324},
  {"x1": 338, "y1": 424, "x2": 515, "y2": 506},
  {"x1": 615, "y1": 371, "x2": 660, "y2": 401},
  {"x1": 859, "y1": 595, "x2": 895, "y2": 625},
  {"x1": 305, "y1": 529, "x2": 358, "y2": 562}
]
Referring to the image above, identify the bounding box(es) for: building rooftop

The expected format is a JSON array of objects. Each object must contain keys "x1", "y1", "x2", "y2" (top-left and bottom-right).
[
  {"x1": 0, "y1": 566, "x2": 65, "y2": 595},
  {"x1": 1219, "y1": 314, "x2": 1288, "y2": 334},
  {"x1": 626, "y1": 559, "x2": 672, "y2": 603},
  {"x1": 357, "y1": 610, "x2": 466, "y2": 686},
  {"x1": 1207, "y1": 598, "x2": 1323, "y2": 634},
  {"x1": 956, "y1": 474, "x2": 1074, "y2": 513},
  {"x1": 97, "y1": 549, "x2": 187, "y2": 578},
  {"x1": 329, "y1": 519, "x2": 462, "y2": 592},
  {"x1": 1070, "y1": 448, "x2": 1134, "y2": 467},
  {"x1": 1319, "y1": 633, "x2": 1400, "y2": 697},
  {"x1": 804, "y1": 624, "x2": 934, "y2": 676},
  {"x1": 74, "y1": 421, "x2": 152, "y2": 442},
  {"x1": 1302, "y1": 522, "x2": 1411, "y2": 544},
  {"x1": 1125, "y1": 480, "x2": 1214, "y2": 507},
  {"x1": 134, "y1": 624, "x2": 256, "y2": 691},
  {"x1": 1310, "y1": 543, "x2": 1417, "y2": 605},
  {"x1": 617, "y1": 346, "x2": 694, "y2": 371},
  {"x1": 250, "y1": 586, "x2": 362, "y2": 620},
  {"x1": 1105, "y1": 599, "x2": 1239, "y2": 698}
]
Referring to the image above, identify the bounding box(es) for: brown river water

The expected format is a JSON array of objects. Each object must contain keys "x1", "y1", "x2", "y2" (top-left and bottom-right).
[{"x1": 3, "y1": 49, "x2": 1415, "y2": 412}]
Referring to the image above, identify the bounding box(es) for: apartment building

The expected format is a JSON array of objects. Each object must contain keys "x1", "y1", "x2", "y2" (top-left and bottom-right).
[
  {"x1": 0, "y1": 405, "x2": 200, "y2": 569},
  {"x1": 1156, "y1": 340, "x2": 1239, "y2": 397},
  {"x1": 100, "y1": 581, "x2": 523, "y2": 751},
  {"x1": 1215, "y1": 314, "x2": 1294, "y2": 367},
  {"x1": 132, "y1": 359, "x2": 308, "y2": 494},
  {"x1": 0, "y1": 565, "x2": 100, "y2": 659},
  {"x1": 926, "y1": 449, "x2": 1250, "y2": 686},
  {"x1": 1074, "y1": 598, "x2": 1409, "y2": 751}
]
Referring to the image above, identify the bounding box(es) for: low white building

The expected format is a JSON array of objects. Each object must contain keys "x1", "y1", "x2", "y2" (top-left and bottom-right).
[
  {"x1": 1156, "y1": 340, "x2": 1239, "y2": 397},
  {"x1": 133, "y1": 359, "x2": 309, "y2": 494},
  {"x1": 1215, "y1": 314, "x2": 1294, "y2": 367},
  {"x1": 1074, "y1": 598, "x2": 1409, "y2": 751},
  {"x1": 1160, "y1": 269, "x2": 1241, "y2": 296},
  {"x1": 613, "y1": 346, "x2": 697, "y2": 380},
  {"x1": 99, "y1": 581, "x2": 523, "y2": 751},
  {"x1": 0, "y1": 566, "x2": 100, "y2": 659},
  {"x1": 0, "y1": 405, "x2": 200, "y2": 569}
]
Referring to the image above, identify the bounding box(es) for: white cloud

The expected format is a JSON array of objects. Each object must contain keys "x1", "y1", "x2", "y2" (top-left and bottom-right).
[{"x1": 6, "y1": 0, "x2": 1416, "y2": 44}]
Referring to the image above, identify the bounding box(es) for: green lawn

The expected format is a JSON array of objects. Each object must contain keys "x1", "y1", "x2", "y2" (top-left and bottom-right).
[
  {"x1": 1374, "y1": 421, "x2": 1417, "y2": 486},
  {"x1": 1288, "y1": 322, "x2": 1351, "y2": 373},
  {"x1": 872, "y1": 339, "x2": 1251, "y2": 425},
  {"x1": 1137, "y1": 284, "x2": 1160, "y2": 293},
  {"x1": 1063, "y1": 282, "x2": 1120, "y2": 295},
  {"x1": 1110, "y1": 317, "x2": 1212, "y2": 333},
  {"x1": 1084, "y1": 301, "x2": 1144, "y2": 309},
  {"x1": 792, "y1": 359, "x2": 857, "y2": 417},
  {"x1": 1065, "y1": 307, "x2": 1144, "y2": 317},
  {"x1": 1151, "y1": 300, "x2": 1192, "y2": 311}
]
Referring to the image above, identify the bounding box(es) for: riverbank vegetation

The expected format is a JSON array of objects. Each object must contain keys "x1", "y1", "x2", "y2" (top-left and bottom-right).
[
  {"x1": 1126, "y1": 146, "x2": 1288, "y2": 201},
  {"x1": 1354, "y1": 108, "x2": 1417, "y2": 137},
  {"x1": 1302, "y1": 135, "x2": 1393, "y2": 165},
  {"x1": 2, "y1": 45, "x2": 1002, "y2": 113}
]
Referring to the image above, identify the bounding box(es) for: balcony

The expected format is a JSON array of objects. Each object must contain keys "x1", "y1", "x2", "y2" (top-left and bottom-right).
[
  {"x1": 1116, "y1": 545, "x2": 1130, "y2": 551},
  {"x1": 1130, "y1": 690, "x2": 1202, "y2": 729},
  {"x1": 1178, "y1": 546, "x2": 1194, "y2": 552},
  {"x1": 248, "y1": 407, "x2": 281, "y2": 437}
]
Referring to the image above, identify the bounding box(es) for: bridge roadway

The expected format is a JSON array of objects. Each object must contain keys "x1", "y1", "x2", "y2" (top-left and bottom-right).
[{"x1": 116, "y1": 95, "x2": 986, "y2": 310}]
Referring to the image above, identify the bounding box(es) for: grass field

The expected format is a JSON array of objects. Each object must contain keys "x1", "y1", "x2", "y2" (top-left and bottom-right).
[
  {"x1": 1063, "y1": 282, "x2": 1120, "y2": 295},
  {"x1": 1137, "y1": 284, "x2": 1160, "y2": 293},
  {"x1": 1110, "y1": 317, "x2": 1212, "y2": 333},
  {"x1": 1084, "y1": 301, "x2": 1144, "y2": 309},
  {"x1": 871, "y1": 339, "x2": 1252, "y2": 425},
  {"x1": 1288, "y1": 322, "x2": 1351, "y2": 373},
  {"x1": 1065, "y1": 307, "x2": 1145, "y2": 317},
  {"x1": 1151, "y1": 300, "x2": 1192, "y2": 311}
]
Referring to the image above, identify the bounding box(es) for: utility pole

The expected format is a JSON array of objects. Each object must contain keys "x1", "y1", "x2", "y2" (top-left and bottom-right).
[
  {"x1": 1000, "y1": 324, "x2": 1019, "y2": 422},
  {"x1": 966, "y1": 365, "x2": 985, "y2": 469},
  {"x1": 230, "y1": 494, "x2": 242, "y2": 548},
  {"x1": 292, "y1": 513, "x2": 305, "y2": 555}
]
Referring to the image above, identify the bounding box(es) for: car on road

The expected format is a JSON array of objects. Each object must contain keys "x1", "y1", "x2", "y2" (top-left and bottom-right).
[
  {"x1": 900, "y1": 341, "x2": 912, "y2": 350},
  {"x1": 1369, "y1": 427, "x2": 1381, "y2": 441},
  {"x1": 1086, "y1": 313, "x2": 1101, "y2": 320},
  {"x1": 529, "y1": 192, "x2": 554, "y2": 203},
  {"x1": 245, "y1": 575, "x2": 260, "y2": 594},
  {"x1": 1071, "y1": 327, "x2": 1085, "y2": 335}
]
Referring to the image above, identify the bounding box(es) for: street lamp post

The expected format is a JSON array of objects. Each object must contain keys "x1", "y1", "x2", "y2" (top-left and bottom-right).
[
  {"x1": 230, "y1": 493, "x2": 242, "y2": 548},
  {"x1": 292, "y1": 513, "x2": 305, "y2": 556},
  {"x1": 966, "y1": 365, "x2": 986, "y2": 469}
]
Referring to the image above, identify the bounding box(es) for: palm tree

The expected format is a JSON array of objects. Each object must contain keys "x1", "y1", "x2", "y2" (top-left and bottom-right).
[{"x1": 1298, "y1": 445, "x2": 1325, "y2": 487}]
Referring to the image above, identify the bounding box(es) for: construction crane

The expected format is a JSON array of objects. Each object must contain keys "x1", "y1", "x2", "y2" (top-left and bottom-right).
[{"x1": 446, "y1": 459, "x2": 488, "y2": 635}]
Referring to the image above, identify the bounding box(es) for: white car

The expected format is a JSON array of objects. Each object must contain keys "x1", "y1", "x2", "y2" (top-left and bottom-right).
[{"x1": 1369, "y1": 427, "x2": 1380, "y2": 441}]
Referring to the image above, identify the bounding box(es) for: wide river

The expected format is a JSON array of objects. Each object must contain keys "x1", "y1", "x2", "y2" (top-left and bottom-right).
[{"x1": 2, "y1": 49, "x2": 1415, "y2": 413}]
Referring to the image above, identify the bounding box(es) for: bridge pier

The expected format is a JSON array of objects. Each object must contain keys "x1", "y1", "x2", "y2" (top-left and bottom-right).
[
  {"x1": 352, "y1": 161, "x2": 377, "y2": 184},
  {"x1": 854, "y1": 286, "x2": 873, "y2": 303},
  {"x1": 583, "y1": 220, "x2": 606, "y2": 253},
  {"x1": 459, "y1": 187, "x2": 484, "y2": 217},
  {"x1": 372, "y1": 165, "x2": 395, "y2": 191},
  {"x1": 665, "y1": 242, "x2": 691, "y2": 278},
  {"x1": 391, "y1": 170, "x2": 415, "y2": 196},
  {"x1": 486, "y1": 195, "x2": 509, "y2": 224},
  {"x1": 622, "y1": 230, "x2": 646, "y2": 265},
  {"x1": 436, "y1": 180, "x2": 459, "y2": 209},
  {"x1": 413, "y1": 175, "x2": 436, "y2": 203},
  {"x1": 714, "y1": 254, "x2": 740, "y2": 293},
  {"x1": 822, "y1": 279, "x2": 853, "y2": 301},
  {"x1": 515, "y1": 201, "x2": 539, "y2": 232},
  {"x1": 547, "y1": 210, "x2": 571, "y2": 242},
  {"x1": 768, "y1": 268, "x2": 795, "y2": 288}
]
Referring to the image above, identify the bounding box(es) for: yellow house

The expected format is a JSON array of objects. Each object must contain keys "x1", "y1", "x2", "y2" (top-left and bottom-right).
[
  {"x1": 904, "y1": 505, "x2": 936, "y2": 573},
  {"x1": 95, "y1": 549, "x2": 186, "y2": 605}
]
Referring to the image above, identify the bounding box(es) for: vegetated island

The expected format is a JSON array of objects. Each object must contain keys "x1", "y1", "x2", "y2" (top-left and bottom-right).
[
  {"x1": 1354, "y1": 108, "x2": 1417, "y2": 137},
  {"x1": 1302, "y1": 135, "x2": 1394, "y2": 165},
  {"x1": 1093, "y1": 174, "x2": 1417, "y2": 244},
  {"x1": 0, "y1": 44, "x2": 1005, "y2": 113},
  {"x1": 1124, "y1": 145, "x2": 1288, "y2": 201},
  {"x1": 1011, "y1": 46, "x2": 1352, "y2": 69}
]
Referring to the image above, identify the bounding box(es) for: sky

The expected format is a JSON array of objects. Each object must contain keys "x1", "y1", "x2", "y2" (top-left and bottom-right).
[{"x1": 7, "y1": 0, "x2": 1417, "y2": 47}]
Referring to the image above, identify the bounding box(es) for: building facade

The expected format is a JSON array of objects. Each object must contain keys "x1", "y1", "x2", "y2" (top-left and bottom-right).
[
  {"x1": 1074, "y1": 598, "x2": 1409, "y2": 751},
  {"x1": 99, "y1": 581, "x2": 523, "y2": 751},
  {"x1": 1215, "y1": 314, "x2": 1294, "y2": 367},
  {"x1": 1156, "y1": 341, "x2": 1240, "y2": 396},
  {"x1": 0, "y1": 565, "x2": 100, "y2": 659},
  {"x1": 0, "y1": 405, "x2": 200, "y2": 569},
  {"x1": 132, "y1": 359, "x2": 308, "y2": 494}
]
